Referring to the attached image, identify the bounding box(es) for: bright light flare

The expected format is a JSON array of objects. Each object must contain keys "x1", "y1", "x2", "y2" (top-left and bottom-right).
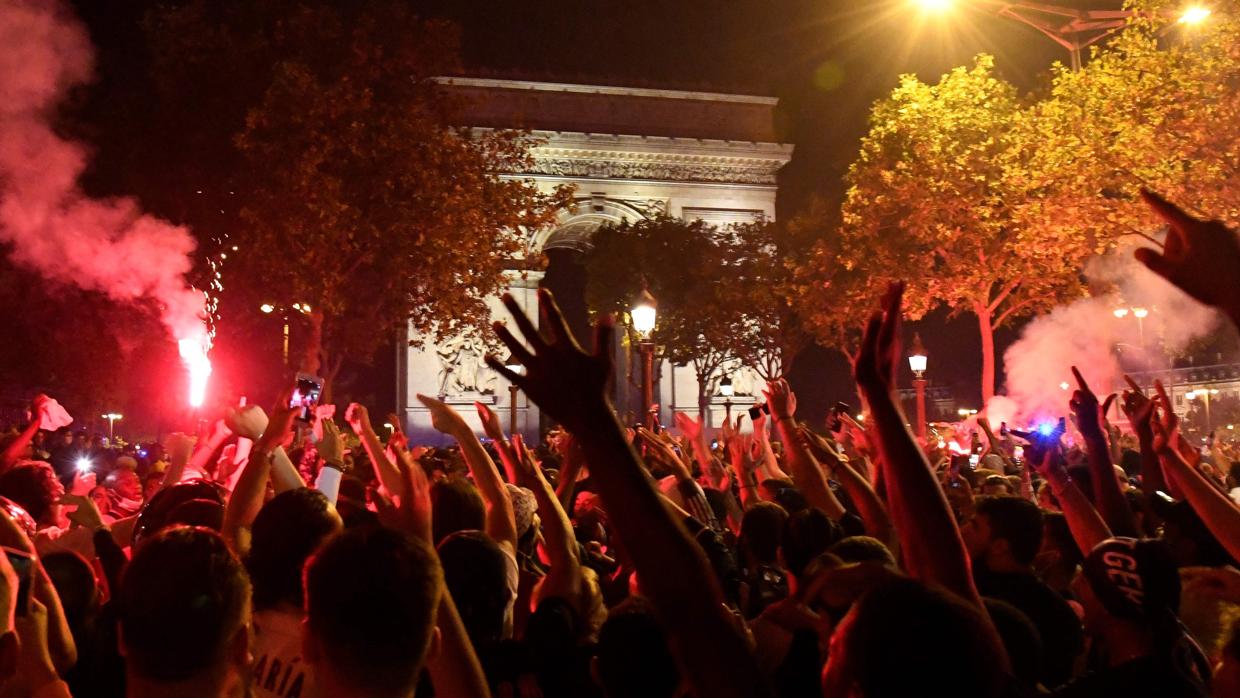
[
  {"x1": 913, "y1": 0, "x2": 954, "y2": 12},
  {"x1": 75, "y1": 457, "x2": 93, "y2": 472},
  {"x1": 1037, "y1": 422, "x2": 1056, "y2": 437},
  {"x1": 1179, "y1": 6, "x2": 1212, "y2": 25},
  {"x1": 178, "y1": 337, "x2": 213, "y2": 408}
]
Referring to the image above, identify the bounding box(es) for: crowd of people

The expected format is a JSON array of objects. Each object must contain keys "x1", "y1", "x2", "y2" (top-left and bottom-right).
[{"x1": 0, "y1": 190, "x2": 1236, "y2": 697}]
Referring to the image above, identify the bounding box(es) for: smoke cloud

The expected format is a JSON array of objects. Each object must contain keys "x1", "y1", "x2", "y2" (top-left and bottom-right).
[
  {"x1": 0, "y1": 0, "x2": 206, "y2": 343},
  {"x1": 1001, "y1": 242, "x2": 1222, "y2": 423}
]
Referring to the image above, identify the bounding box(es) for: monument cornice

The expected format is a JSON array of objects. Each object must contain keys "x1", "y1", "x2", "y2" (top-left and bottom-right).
[{"x1": 504, "y1": 131, "x2": 790, "y2": 186}]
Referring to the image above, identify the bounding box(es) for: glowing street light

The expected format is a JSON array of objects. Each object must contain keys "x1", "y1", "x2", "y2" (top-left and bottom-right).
[
  {"x1": 631, "y1": 289, "x2": 658, "y2": 339},
  {"x1": 908, "y1": 333, "x2": 929, "y2": 441},
  {"x1": 631, "y1": 287, "x2": 658, "y2": 428},
  {"x1": 1113, "y1": 308, "x2": 1129, "y2": 318},
  {"x1": 260, "y1": 303, "x2": 311, "y2": 366},
  {"x1": 101, "y1": 412, "x2": 122, "y2": 442},
  {"x1": 1179, "y1": 6, "x2": 1212, "y2": 25},
  {"x1": 1132, "y1": 307, "x2": 1149, "y2": 319}
]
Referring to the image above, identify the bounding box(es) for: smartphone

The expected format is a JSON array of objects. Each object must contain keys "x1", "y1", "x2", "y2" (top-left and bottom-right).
[
  {"x1": 289, "y1": 374, "x2": 324, "y2": 422},
  {"x1": 748, "y1": 403, "x2": 771, "y2": 420},
  {"x1": 3, "y1": 547, "x2": 33, "y2": 617},
  {"x1": 969, "y1": 454, "x2": 981, "y2": 468},
  {"x1": 826, "y1": 402, "x2": 850, "y2": 432}
]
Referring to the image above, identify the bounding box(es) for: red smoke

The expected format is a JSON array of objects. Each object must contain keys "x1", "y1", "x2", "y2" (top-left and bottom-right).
[{"x1": 0, "y1": 0, "x2": 210, "y2": 403}]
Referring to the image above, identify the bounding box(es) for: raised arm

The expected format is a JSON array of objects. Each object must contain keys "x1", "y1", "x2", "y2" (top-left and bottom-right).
[
  {"x1": 800, "y1": 425, "x2": 893, "y2": 546},
  {"x1": 0, "y1": 395, "x2": 44, "y2": 472},
  {"x1": 767, "y1": 380, "x2": 848, "y2": 522},
  {"x1": 1134, "y1": 190, "x2": 1240, "y2": 332},
  {"x1": 345, "y1": 403, "x2": 402, "y2": 498},
  {"x1": 1034, "y1": 447, "x2": 1112, "y2": 557},
  {"x1": 386, "y1": 444, "x2": 491, "y2": 698},
  {"x1": 418, "y1": 394, "x2": 517, "y2": 553},
  {"x1": 1069, "y1": 367, "x2": 1138, "y2": 537},
  {"x1": 487, "y1": 290, "x2": 771, "y2": 698},
  {"x1": 511, "y1": 434, "x2": 583, "y2": 605},
  {"x1": 1153, "y1": 419, "x2": 1240, "y2": 564},
  {"x1": 853, "y1": 283, "x2": 983, "y2": 611},
  {"x1": 222, "y1": 404, "x2": 298, "y2": 553}
]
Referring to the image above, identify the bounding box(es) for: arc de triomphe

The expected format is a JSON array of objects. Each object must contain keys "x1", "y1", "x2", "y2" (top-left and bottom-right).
[{"x1": 398, "y1": 77, "x2": 793, "y2": 443}]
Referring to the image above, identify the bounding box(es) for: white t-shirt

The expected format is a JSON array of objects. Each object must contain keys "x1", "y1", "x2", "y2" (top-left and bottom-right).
[{"x1": 252, "y1": 607, "x2": 315, "y2": 698}]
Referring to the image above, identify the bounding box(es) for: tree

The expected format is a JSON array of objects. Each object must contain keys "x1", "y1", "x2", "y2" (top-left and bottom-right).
[
  {"x1": 144, "y1": 1, "x2": 568, "y2": 388},
  {"x1": 584, "y1": 215, "x2": 744, "y2": 420},
  {"x1": 838, "y1": 55, "x2": 1091, "y2": 404},
  {"x1": 789, "y1": 197, "x2": 898, "y2": 364},
  {"x1": 1022, "y1": 2, "x2": 1240, "y2": 260},
  {"x1": 724, "y1": 218, "x2": 817, "y2": 380}
]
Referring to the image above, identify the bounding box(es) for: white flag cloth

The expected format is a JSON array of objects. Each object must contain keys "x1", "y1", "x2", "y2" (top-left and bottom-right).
[{"x1": 39, "y1": 397, "x2": 73, "y2": 431}]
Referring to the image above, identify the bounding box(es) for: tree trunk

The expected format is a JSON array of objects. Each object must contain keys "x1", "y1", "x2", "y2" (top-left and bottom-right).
[
  {"x1": 975, "y1": 303, "x2": 996, "y2": 406},
  {"x1": 695, "y1": 367, "x2": 710, "y2": 427}
]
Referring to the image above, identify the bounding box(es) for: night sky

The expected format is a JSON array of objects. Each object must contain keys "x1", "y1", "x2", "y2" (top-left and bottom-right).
[{"x1": 60, "y1": 0, "x2": 1128, "y2": 426}]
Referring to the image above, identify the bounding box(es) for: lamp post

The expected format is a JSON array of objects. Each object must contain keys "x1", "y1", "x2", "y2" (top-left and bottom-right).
[
  {"x1": 101, "y1": 413, "x2": 122, "y2": 443},
  {"x1": 631, "y1": 288, "x2": 658, "y2": 430},
  {"x1": 504, "y1": 354, "x2": 523, "y2": 436},
  {"x1": 260, "y1": 302, "x2": 311, "y2": 367},
  {"x1": 720, "y1": 375, "x2": 735, "y2": 425},
  {"x1": 908, "y1": 333, "x2": 929, "y2": 441},
  {"x1": 1114, "y1": 306, "x2": 1150, "y2": 353},
  {"x1": 912, "y1": 1, "x2": 1211, "y2": 71}
]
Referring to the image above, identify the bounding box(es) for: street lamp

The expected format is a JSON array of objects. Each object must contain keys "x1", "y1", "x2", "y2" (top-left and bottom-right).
[
  {"x1": 908, "y1": 333, "x2": 929, "y2": 441},
  {"x1": 1115, "y1": 305, "x2": 1150, "y2": 352},
  {"x1": 101, "y1": 413, "x2": 122, "y2": 443},
  {"x1": 260, "y1": 302, "x2": 311, "y2": 366},
  {"x1": 632, "y1": 288, "x2": 658, "y2": 429},
  {"x1": 911, "y1": 1, "x2": 1198, "y2": 71},
  {"x1": 719, "y1": 375, "x2": 735, "y2": 425},
  {"x1": 504, "y1": 354, "x2": 523, "y2": 436}
]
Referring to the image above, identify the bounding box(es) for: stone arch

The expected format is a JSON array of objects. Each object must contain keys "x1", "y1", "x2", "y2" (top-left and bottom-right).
[{"x1": 531, "y1": 196, "x2": 661, "y2": 254}]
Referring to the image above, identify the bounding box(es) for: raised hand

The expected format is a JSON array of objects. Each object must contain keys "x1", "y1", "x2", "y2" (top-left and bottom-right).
[
  {"x1": 318, "y1": 418, "x2": 345, "y2": 468},
  {"x1": 344, "y1": 403, "x2": 372, "y2": 436},
  {"x1": 60, "y1": 493, "x2": 106, "y2": 531},
  {"x1": 164, "y1": 432, "x2": 195, "y2": 465},
  {"x1": 385, "y1": 413, "x2": 409, "y2": 451},
  {"x1": 675, "y1": 411, "x2": 704, "y2": 443},
  {"x1": 763, "y1": 379, "x2": 797, "y2": 421},
  {"x1": 1135, "y1": 190, "x2": 1240, "y2": 319},
  {"x1": 1068, "y1": 366, "x2": 1103, "y2": 436},
  {"x1": 225, "y1": 404, "x2": 269, "y2": 441},
  {"x1": 853, "y1": 282, "x2": 905, "y2": 394},
  {"x1": 1121, "y1": 375, "x2": 1157, "y2": 436},
  {"x1": 487, "y1": 289, "x2": 615, "y2": 432},
  {"x1": 475, "y1": 402, "x2": 506, "y2": 444},
  {"x1": 417, "y1": 394, "x2": 470, "y2": 437},
  {"x1": 256, "y1": 397, "x2": 300, "y2": 454}
]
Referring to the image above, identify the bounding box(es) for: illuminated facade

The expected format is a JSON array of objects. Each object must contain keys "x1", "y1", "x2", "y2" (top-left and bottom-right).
[{"x1": 398, "y1": 78, "x2": 793, "y2": 442}]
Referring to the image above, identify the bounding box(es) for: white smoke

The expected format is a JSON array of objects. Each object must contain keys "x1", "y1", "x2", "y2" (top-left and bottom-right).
[{"x1": 1002, "y1": 242, "x2": 1222, "y2": 422}]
